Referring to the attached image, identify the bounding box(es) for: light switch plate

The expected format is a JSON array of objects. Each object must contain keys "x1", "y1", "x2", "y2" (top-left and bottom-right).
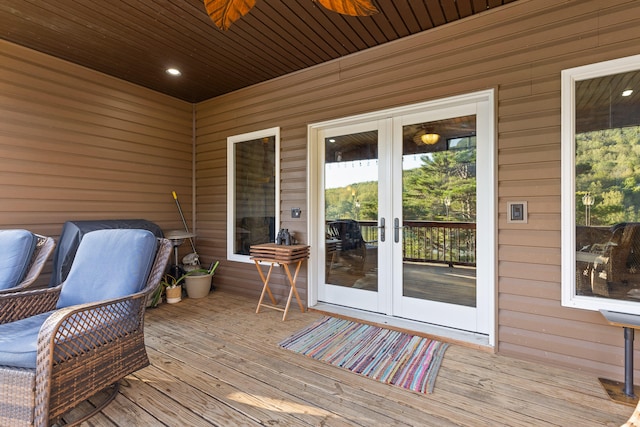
[{"x1": 507, "y1": 201, "x2": 527, "y2": 223}]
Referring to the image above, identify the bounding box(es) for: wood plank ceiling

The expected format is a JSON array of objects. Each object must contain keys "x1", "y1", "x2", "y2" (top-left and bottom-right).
[{"x1": 0, "y1": 0, "x2": 518, "y2": 103}]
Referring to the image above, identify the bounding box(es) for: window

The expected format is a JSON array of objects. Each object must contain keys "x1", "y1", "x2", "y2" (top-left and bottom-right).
[
  {"x1": 562, "y1": 54, "x2": 640, "y2": 314},
  {"x1": 227, "y1": 127, "x2": 280, "y2": 262},
  {"x1": 447, "y1": 135, "x2": 476, "y2": 150}
]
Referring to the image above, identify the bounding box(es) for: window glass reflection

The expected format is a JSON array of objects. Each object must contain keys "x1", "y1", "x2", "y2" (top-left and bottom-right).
[
  {"x1": 575, "y1": 70, "x2": 640, "y2": 299},
  {"x1": 234, "y1": 136, "x2": 276, "y2": 255}
]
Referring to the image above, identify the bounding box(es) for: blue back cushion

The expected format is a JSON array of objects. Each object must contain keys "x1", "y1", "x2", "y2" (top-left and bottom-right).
[
  {"x1": 0, "y1": 229, "x2": 37, "y2": 290},
  {"x1": 56, "y1": 229, "x2": 157, "y2": 308}
]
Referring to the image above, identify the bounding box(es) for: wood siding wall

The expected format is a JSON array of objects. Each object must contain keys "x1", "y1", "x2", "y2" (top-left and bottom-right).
[
  {"x1": 196, "y1": 0, "x2": 640, "y2": 380},
  {"x1": 0, "y1": 40, "x2": 195, "y2": 286}
]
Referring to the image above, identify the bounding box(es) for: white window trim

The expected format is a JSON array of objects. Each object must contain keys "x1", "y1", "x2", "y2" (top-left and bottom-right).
[
  {"x1": 226, "y1": 127, "x2": 280, "y2": 263},
  {"x1": 561, "y1": 54, "x2": 640, "y2": 314}
]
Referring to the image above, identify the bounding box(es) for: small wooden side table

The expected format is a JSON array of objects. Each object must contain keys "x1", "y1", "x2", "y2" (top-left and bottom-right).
[
  {"x1": 599, "y1": 309, "x2": 640, "y2": 406},
  {"x1": 250, "y1": 243, "x2": 310, "y2": 321}
]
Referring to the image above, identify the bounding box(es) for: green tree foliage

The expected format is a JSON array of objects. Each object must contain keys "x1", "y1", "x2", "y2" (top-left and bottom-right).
[
  {"x1": 325, "y1": 182, "x2": 378, "y2": 221},
  {"x1": 403, "y1": 149, "x2": 476, "y2": 221},
  {"x1": 325, "y1": 147, "x2": 477, "y2": 222},
  {"x1": 575, "y1": 126, "x2": 640, "y2": 225}
]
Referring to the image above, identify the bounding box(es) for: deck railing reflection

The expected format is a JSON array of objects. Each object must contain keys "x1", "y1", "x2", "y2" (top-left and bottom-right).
[{"x1": 357, "y1": 220, "x2": 476, "y2": 266}]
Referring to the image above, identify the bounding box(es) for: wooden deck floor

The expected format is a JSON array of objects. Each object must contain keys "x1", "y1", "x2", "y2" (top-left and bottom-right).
[{"x1": 66, "y1": 290, "x2": 634, "y2": 426}]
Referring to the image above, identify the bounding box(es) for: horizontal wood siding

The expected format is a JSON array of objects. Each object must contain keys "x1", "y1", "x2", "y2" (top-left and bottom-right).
[
  {"x1": 196, "y1": 0, "x2": 640, "y2": 380},
  {"x1": 0, "y1": 39, "x2": 194, "y2": 285},
  {"x1": 496, "y1": 0, "x2": 640, "y2": 381}
]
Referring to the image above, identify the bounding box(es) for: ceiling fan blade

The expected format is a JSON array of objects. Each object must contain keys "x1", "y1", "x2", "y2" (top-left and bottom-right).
[
  {"x1": 314, "y1": 0, "x2": 379, "y2": 16},
  {"x1": 204, "y1": 0, "x2": 256, "y2": 31}
]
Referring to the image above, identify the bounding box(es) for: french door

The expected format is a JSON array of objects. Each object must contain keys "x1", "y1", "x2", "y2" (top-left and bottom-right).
[
  {"x1": 317, "y1": 120, "x2": 390, "y2": 313},
  {"x1": 310, "y1": 91, "x2": 494, "y2": 335}
]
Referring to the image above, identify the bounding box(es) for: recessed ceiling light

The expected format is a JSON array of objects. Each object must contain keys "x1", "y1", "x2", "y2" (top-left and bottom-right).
[
  {"x1": 166, "y1": 68, "x2": 182, "y2": 76},
  {"x1": 622, "y1": 89, "x2": 633, "y2": 97}
]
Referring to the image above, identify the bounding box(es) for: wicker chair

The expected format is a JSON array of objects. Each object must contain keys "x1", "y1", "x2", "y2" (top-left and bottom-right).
[
  {"x1": 0, "y1": 229, "x2": 172, "y2": 427},
  {"x1": 327, "y1": 219, "x2": 367, "y2": 273},
  {"x1": 0, "y1": 230, "x2": 55, "y2": 294}
]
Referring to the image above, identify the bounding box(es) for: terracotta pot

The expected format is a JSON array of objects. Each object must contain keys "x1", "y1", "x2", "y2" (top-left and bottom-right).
[
  {"x1": 165, "y1": 285, "x2": 182, "y2": 303},
  {"x1": 184, "y1": 274, "x2": 213, "y2": 299}
]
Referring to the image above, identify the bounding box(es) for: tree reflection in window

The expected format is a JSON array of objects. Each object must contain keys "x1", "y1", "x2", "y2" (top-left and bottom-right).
[{"x1": 572, "y1": 67, "x2": 640, "y2": 302}]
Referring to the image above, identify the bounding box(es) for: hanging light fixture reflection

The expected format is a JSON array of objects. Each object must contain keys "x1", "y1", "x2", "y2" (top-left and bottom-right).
[
  {"x1": 420, "y1": 133, "x2": 440, "y2": 145},
  {"x1": 413, "y1": 129, "x2": 440, "y2": 145},
  {"x1": 412, "y1": 125, "x2": 441, "y2": 145}
]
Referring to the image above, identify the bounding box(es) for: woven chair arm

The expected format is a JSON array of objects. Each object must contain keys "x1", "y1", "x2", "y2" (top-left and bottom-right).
[
  {"x1": 37, "y1": 294, "x2": 147, "y2": 359},
  {"x1": 0, "y1": 286, "x2": 61, "y2": 324},
  {"x1": 35, "y1": 294, "x2": 148, "y2": 375},
  {"x1": 33, "y1": 294, "x2": 148, "y2": 426}
]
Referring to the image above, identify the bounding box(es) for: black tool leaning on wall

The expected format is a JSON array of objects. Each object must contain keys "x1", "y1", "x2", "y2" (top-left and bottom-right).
[{"x1": 169, "y1": 191, "x2": 200, "y2": 277}]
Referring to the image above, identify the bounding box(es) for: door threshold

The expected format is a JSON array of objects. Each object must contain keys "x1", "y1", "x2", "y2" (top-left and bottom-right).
[{"x1": 310, "y1": 302, "x2": 494, "y2": 352}]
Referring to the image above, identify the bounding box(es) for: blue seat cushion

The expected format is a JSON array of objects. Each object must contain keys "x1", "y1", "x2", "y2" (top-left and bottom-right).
[
  {"x1": 0, "y1": 312, "x2": 52, "y2": 368},
  {"x1": 56, "y1": 229, "x2": 157, "y2": 309},
  {"x1": 0, "y1": 229, "x2": 37, "y2": 290}
]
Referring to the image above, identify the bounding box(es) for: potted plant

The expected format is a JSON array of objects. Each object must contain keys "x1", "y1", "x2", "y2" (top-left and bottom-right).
[
  {"x1": 163, "y1": 275, "x2": 183, "y2": 303},
  {"x1": 148, "y1": 261, "x2": 219, "y2": 306},
  {"x1": 148, "y1": 273, "x2": 183, "y2": 306},
  {"x1": 183, "y1": 261, "x2": 219, "y2": 299}
]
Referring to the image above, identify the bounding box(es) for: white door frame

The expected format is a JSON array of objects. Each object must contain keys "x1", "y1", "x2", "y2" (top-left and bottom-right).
[{"x1": 307, "y1": 90, "x2": 496, "y2": 347}]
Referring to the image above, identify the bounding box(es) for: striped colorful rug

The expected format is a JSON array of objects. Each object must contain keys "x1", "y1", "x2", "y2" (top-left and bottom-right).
[{"x1": 278, "y1": 316, "x2": 449, "y2": 394}]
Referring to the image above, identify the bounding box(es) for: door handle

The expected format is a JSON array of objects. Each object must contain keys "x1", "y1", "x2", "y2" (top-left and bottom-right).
[
  {"x1": 378, "y1": 217, "x2": 385, "y2": 242},
  {"x1": 394, "y1": 218, "x2": 404, "y2": 243}
]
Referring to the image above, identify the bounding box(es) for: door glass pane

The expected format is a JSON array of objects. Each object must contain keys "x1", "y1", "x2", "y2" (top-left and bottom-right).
[
  {"x1": 402, "y1": 116, "x2": 477, "y2": 307},
  {"x1": 324, "y1": 131, "x2": 378, "y2": 290}
]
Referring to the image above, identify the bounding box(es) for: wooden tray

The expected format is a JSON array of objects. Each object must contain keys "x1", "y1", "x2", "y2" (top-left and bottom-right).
[{"x1": 250, "y1": 243, "x2": 310, "y2": 262}]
